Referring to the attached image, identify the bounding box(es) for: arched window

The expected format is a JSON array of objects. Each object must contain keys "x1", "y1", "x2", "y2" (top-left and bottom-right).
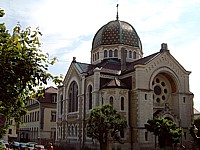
[
  {"x1": 104, "y1": 50, "x2": 108, "y2": 58},
  {"x1": 114, "y1": 49, "x2": 118, "y2": 57},
  {"x1": 93, "y1": 54, "x2": 95, "y2": 61},
  {"x1": 109, "y1": 50, "x2": 113, "y2": 57},
  {"x1": 125, "y1": 50, "x2": 127, "y2": 57},
  {"x1": 68, "y1": 81, "x2": 78, "y2": 112},
  {"x1": 133, "y1": 51, "x2": 136, "y2": 59},
  {"x1": 60, "y1": 94, "x2": 63, "y2": 115},
  {"x1": 95, "y1": 53, "x2": 97, "y2": 61},
  {"x1": 88, "y1": 85, "x2": 92, "y2": 110},
  {"x1": 129, "y1": 50, "x2": 132, "y2": 58},
  {"x1": 110, "y1": 96, "x2": 113, "y2": 107},
  {"x1": 71, "y1": 126, "x2": 74, "y2": 136},
  {"x1": 121, "y1": 97, "x2": 124, "y2": 111},
  {"x1": 75, "y1": 125, "x2": 78, "y2": 136}
]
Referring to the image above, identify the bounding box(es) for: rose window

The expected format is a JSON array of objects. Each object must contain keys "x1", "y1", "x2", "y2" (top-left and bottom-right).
[{"x1": 152, "y1": 76, "x2": 170, "y2": 104}]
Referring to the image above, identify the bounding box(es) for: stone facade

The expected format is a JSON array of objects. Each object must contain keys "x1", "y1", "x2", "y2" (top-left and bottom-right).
[{"x1": 56, "y1": 19, "x2": 194, "y2": 149}]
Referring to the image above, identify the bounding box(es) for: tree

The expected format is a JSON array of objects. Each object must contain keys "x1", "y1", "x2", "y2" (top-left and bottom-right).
[
  {"x1": 145, "y1": 118, "x2": 182, "y2": 148},
  {"x1": 87, "y1": 104, "x2": 127, "y2": 150},
  {"x1": 189, "y1": 117, "x2": 200, "y2": 148},
  {"x1": 0, "y1": 9, "x2": 62, "y2": 138}
]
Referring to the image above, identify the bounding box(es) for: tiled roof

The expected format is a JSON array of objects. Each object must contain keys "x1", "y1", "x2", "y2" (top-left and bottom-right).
[
  {"x1": 102, "y1": 77, "x2": 128, "y2": 89},
  {"x1": 92, "y1": 20, "x2": 142, "y2": 50},
  {"x1": 123, "y1": 52, "x2": 160, "y2": 74}
]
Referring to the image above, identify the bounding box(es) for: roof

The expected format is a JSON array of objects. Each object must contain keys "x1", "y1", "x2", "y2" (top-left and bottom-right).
[
  {"x1": 123, "y1": 51, "x2": 160, "y2": 74},
  {"x1": 73, "y1": 52, "x2": 161, "y2": 76},
  {"x1": 92, "y1": 20, "x2": 142, "y2": 51},
  {"x1": 102, "y1": 77, "x2": 128, "y2": 89}
]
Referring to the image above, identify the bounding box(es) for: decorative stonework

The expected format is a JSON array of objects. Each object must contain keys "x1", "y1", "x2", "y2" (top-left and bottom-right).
[{"x1": 145, "y1": 53, "x2": 185, "y2": 77}]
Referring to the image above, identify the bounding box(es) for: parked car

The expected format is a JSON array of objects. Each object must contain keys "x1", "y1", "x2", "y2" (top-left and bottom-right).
[
  {"x1": 19, "y1": 142, "x2": 28, "y2": 150},
  {"x1": 26, "y1": 142, "x2": 38, "y2": 150},
  {"x1": 10, "y1": 141, "x2": 20, "y2": 150},
  {"x1": 0, "y1": 140, "x2": 9, "y2": 150},
  {"x1": 34, "y1": 144, "x2": 45, "y2": 150}
]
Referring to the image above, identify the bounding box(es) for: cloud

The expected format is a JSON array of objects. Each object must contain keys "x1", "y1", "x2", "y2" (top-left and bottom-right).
[{"x1": 1, "y1": 0, "x2": 200, "y2": 109}]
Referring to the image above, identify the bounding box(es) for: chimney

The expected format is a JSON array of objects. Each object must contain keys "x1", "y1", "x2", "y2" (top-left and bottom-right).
[
  {"x1": 72, "y1": 57, "x2": 76, "y2": 62},
  {"x1": 160, "y1": 43, "x2": 169, "y2": 52},
  {"x1": 121, "y1": 47, "x2": 126, "y2": 71}
]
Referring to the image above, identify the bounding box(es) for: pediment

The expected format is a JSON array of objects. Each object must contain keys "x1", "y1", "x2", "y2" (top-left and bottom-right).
[
  {"x1": 143, "y1": 50, "x2": 191, "y2": 77},
  {"x1": 63, "y1": 62, "x2": 82, "y2": 84}
]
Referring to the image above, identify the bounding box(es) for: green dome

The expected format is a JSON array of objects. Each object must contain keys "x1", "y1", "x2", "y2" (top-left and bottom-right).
[{"x1": 92, "y1": 20, "x2": 142, "y2": 50}]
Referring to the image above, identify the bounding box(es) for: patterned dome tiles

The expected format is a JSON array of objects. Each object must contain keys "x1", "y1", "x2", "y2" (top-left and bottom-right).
[{"x1": 92, "y1": 20, "x2": 142, "y2": 50}]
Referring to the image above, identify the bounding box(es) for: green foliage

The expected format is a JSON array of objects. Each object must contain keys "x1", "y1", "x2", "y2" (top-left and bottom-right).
[
  {"x1": 189, "y1": 117, "x2": 200, "y2": 146},
  {"x1": 0, "y1": 8, "x2": 62, "y2": 137},
  {"x1": 145, "y1": 118, "x2": 182, "y2": 148},
  {"x1": 87, "y1": 104, "x2": 127, "y2": 150}
]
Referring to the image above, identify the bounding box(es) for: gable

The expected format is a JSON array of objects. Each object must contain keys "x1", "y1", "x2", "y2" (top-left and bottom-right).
[
  {"x1": 143, "y1": 50, "x2": 191, "y2": 77},
  {"x1": 63, "y1": 62, "x2": 82, "y2": 85}
]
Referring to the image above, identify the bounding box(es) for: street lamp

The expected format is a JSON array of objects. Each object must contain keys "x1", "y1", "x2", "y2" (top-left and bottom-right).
[{"x1": 35, "y1": 99, "x2": 41, "y2": 144}]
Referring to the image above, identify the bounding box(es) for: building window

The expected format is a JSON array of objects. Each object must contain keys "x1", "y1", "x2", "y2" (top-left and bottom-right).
[
  {"x1": 75, "y1": 126, "x2": 78, "y2": 136},
  {"x1": 51, "y1": 128, "x2": 56, "y2": 140},
  {"x1": 121, "y1": 97, "x2": 124, "y2": 111},
  {"x1": 102, "y1": 97, "x2": 104, "y2": 105},
  {"x1": 114, "y1": 49, "x2": 118, "y2": 57},
  {"x1": 95, "y1": 53, "x2": 97, "y2": 60},
  {"x1": 125, "y1": 50, "x2": 127, "y2": 57},
  {"x1": 129, "y1": 50, "x2": 132, "y2": 58},
  {"x1": 133, "y1": 51, "x2": 136, "y2": 59},
  {"x1": 110, "y1": 96, "x2": 113, "y2": 107},
  {"x1": 145, "y1": 132, "x2": 148, "y2": 141},
  {"x1": 145, "y1": 94, "x2": 147, "y2": 100},
  {"x1": 120, "y1": 130, "x2": 124, "y2": 138},
  {"x1": 184, "y1": 132, "x2": 186, "y2": 139},
  {"x1": 104, "y1": 50, "x2": 107, "y2": 58},
  {"x1": 68, "y1": 81, "x2": 78, "y2": 112},
  {"x1": 60, "y1": 94, "x2": 63, "y2": 115},
  {"x1": 88, "y1": 85, "x2": 92, "y2": 110},
  {"x1": 51, "y1": 111, "x2": 56, "y2": 122},
  {"x1": 8, "y1": 129, "x2": 12, "y2": 134},
  {"x1": 52, "y1": 94, "x2": 57, "y2": 103},
  {"x1": 183, "y1": 97, "x2": 186, "y2": 103},
  {"x1": 37, "y1": 111, "x2": 39, "y2": 121},
  {"x1": 97, "y1": 52, "x2": 99, "y2": 59},
  {"x1": 109, "y1": 50, "x2": 113, "y2": 57}
]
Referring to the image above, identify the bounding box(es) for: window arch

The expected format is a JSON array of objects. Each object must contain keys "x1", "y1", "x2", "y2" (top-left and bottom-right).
[
  {"x1": 125, "y1": 50, "x2": 128, "y2": 57},
  {"x1": 121, "y1": 97, "x2": 124, "y2": 111},
  {"x1": 88, "y1": 85, "x2": 92, "y2": 110},
  {"x1": 93, "y1": 54, "x2": 95, "y2": 61},
  {"x1": 68, "y1": 81, "x2": 78, "y2": 112},
  {"x1": 60, "y1": 94, "x2": 63, "y2": 115},
  {"x1": 110, "y1": 96, "x2": 113, "y2": 107},
  {"x1": 114, "y1": 49, "x2": 118, "y2": 57},
  {"x1": 75, "y1": 125, "x2": 78, "y2": 136},
  {"x1": 104, "y1": 50, "x2": 108, "y2": 58},
  {"x1": 133, "y1": 51, "x2": 136, "y2": 59},
  {"x1": 109, "y1": 50, "x2": 113, "y2": 57},
  {"x1": 95, "y1": 53, "x2": 97, "y2": 61},
  {"x1": 129, "y1": 50, "x2": 132, "y2": 58}
]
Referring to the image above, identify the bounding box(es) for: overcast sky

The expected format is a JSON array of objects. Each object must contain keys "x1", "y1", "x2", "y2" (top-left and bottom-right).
[{"x1": 1, "y1": 0, "x2": 200, "y2": 110}]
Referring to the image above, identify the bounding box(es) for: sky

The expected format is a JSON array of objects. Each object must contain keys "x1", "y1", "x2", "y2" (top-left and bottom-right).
[{"x1": 1, "y1": 0, "x2": 200, "y2": 110}]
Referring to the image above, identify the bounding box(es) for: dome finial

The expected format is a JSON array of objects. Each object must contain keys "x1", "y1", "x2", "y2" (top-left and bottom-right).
[{"x1": 116, "y1": 3, "x2": 119, "y2": 20}]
